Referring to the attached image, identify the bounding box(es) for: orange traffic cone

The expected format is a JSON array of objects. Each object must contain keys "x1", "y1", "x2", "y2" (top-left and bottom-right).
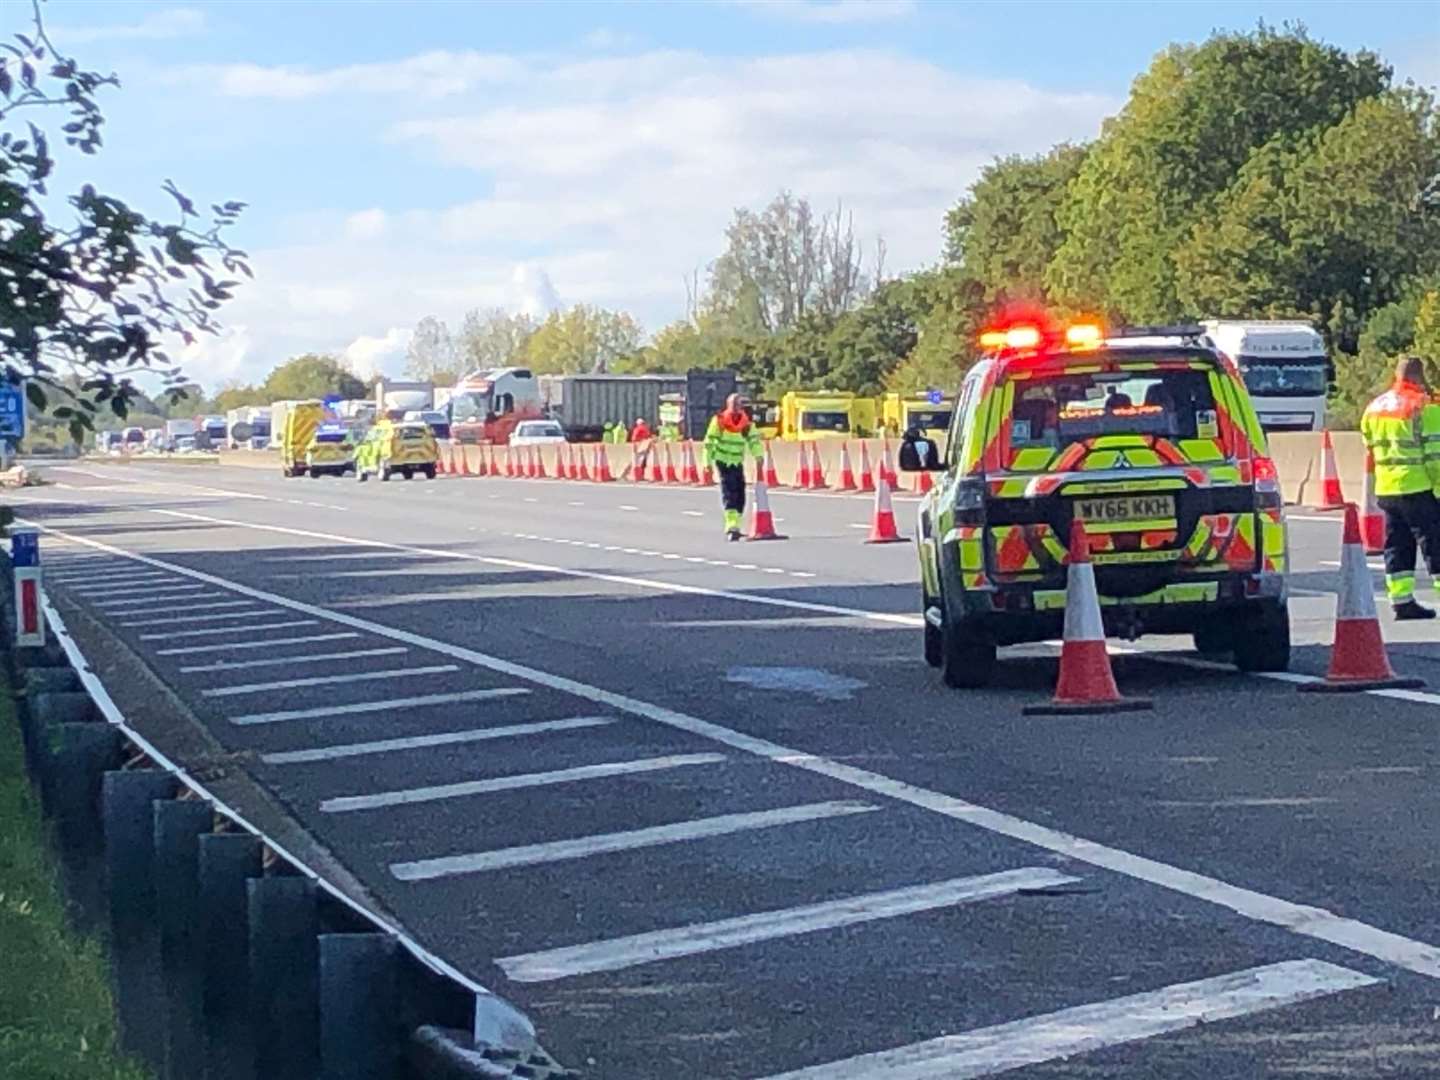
[
  {"x1": 682, "y1": 441, "x2": 701, "y2": 484},
  {"x1": 437, "y1": 444, "x2": 451, "y2": 475},
  {"x1": 916, "y1": 469, "x2": 934, "y2": 494},
  {"x1": 864, "y1": 465, "x2": 905, "y2": 544},
  {"x1": 647, "y1": 447, "x2": 664, "y2": 483},
  {"x1": 595, "y1": 444, "x2": 614, "y2": 482},
  {"x1": 1300, "y1": 503, "x2": 1425, "y2": 692},
  {"x1": 1024, "y1": 522, "x2": 1153, "y2": 715},
  {"x1": 837, "y1": 441, "x2": 858, "y2": 491},
  {"x1": 558, "y1": 442, "x2": 570, "y2": 479},
  {"x1": 763, "y1": 442, "x2": 780, "y2": 488},
  {"x1": 504, "y1": 446, "x2": 516, "y2": 478},
  {"x1": 747, "y1": 463, "x2": 785, "y2": 541},
  {"x1": 663, "y1": 443, "x2": 679, "y2": 484},
  {"x1": 797, "y1": 443, "x2": 813, "y2": 488},
  {"x1": 808, "y1": 441, "x2": 827, "y2": 489},
  {"x1": 858, "y1": 441, "x2": 876, "y2": 492},
  {"x1": 577, "y1": 443, "x2": 591, "y2": 481},
  {"x1": 487, "y1": 445, "x2": 499, "y2": 478},
  {"x1": 701, "y1": 456, "x2": 715, "y2": 486},
  {"x1": 1360, "y1": 450, "x2": 1384, "y2": 555},
  {"x1": 880, "y1": 438, "x2": 898, "y2": 488},
  {"x1": 1314, "y1": 429, "x2": 1345, "y2": 509},
  {"x1": 536, "y1": 445, "x2": 550, "y2": 479}
]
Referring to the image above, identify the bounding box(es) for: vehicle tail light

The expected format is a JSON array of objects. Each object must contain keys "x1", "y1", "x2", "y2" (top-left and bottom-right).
[
  {"x1": 1065, "y1": 323, "x2": 1102, "y2": 348},
  {"x1": 954, "y1": 477, "x2": 987, "y2": 525},
  {"x1": 1252, "y1": 455, "x2": 1282, "y2": 509}
]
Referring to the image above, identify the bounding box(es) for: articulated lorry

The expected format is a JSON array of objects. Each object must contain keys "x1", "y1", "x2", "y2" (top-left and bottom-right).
[{"x1": 1201, "y1": 320, "x2": 1332, "y2": 432}]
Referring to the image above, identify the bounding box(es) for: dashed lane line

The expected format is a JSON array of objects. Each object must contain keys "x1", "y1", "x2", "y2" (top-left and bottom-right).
[
  {"x1": 759, "y1": 959, "x2": 1379, "y2": 1080},
  {"x1": 140, "y1": 619, "x2": 317, "y2": 641},
  {"x1": 118, "y1": 600, "x2": 257, "y2": 619},
  {"x1": 202, "y1": 663, "x2": 459, "y2": 698},
  {"x1": 229, "y1": 687, "x2": 530, "y2": 726},
  {"x1": 391, "y1": 801, "x2": 879, "y2": 881},
  {"x1": 319, "y1": 753, "x2": 726, "y2": 813},
  {"x1": 94, "y1": 591, "x2": 232, "y2": 609},
  {"x1": 156, "y1": 632, "x2": 360, "y2": 657},
  {"x1": 502, "y1": 529, "x2": 821, "y2": 579},
  {"x1": 182, "y1": 647, "x2": 408, "y2": 674},
  {"x1": 497, "y1": 867, "x2": 1080, "y2": 983},
  {"x1": 32, "y1": 523, "x2": 1440, "y2": 981},
  {"x1": 119, "y1": 607, "x2": 266, "y2": 627},
  {"x1": 261, "y1": 716, "x2": 614, "y2": 765}
]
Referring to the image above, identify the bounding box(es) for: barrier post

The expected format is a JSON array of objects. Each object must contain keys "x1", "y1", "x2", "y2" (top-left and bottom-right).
[
  {"x1": 320, "y1": 933, "x2": 399, "y2": 1080},
  {"x1": 49, "y1": 723, "x2": 122, "y2": 930},
  {"x1": 11, "y1": 527, "x2": 43, "y2": 648},
  {"x1": 103, "y1": 770, "x2": 179, "y2": 1069},
  {"x1": 199, "y1": 833, "x2": 263, "y2": 1080},
  {"x1": 155, "y1": 799, "x2": 215, "y2": 1080},
  {"x1": 248, "y1": 877, "x2": 320, "y2": 1080}
]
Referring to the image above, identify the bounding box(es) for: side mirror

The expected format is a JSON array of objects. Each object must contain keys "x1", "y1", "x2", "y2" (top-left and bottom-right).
[{"x1": 897, "y1": 433, "x2": 942, "y2": 471}]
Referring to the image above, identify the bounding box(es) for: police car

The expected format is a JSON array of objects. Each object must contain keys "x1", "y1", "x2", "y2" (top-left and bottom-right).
[{"x1": 903, "y1": 319, "x2": 1290, "y2": 689}]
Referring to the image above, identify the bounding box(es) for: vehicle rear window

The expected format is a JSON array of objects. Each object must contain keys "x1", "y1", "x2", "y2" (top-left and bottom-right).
[
  {"x1": 801, "y1": 411, "x2": 849, "y2": 432},
  {"x1": 397, "y1": 427, "x2": 427, "y2": 440},
  {"x1": 1007, "y1": 367, "x2": 1219, "y2": 458}
]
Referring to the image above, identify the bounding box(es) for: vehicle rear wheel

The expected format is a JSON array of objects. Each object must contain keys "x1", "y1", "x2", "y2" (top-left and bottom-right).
[
  {"x1": 380, "y1": 466, "x2": 392, "y2": 482},
  {"x1": 941, "y1": 610, "x2": 996, "y2": 689},
  {"x1": 1192, "y1": 620, "x2": 1231, "y2": 655},
  {"x1": 402, "y1": 467, "x2": 414, "y2": 480},
  {"x1": 423, "y1": 465, "x2": 437, "y2": 480},
  {"x1": 308, "y1": 468, "x2": 322, "y2": 479},
  {"x1": 1232, "y1": 601, "x2": 1291, "y2": 672}
]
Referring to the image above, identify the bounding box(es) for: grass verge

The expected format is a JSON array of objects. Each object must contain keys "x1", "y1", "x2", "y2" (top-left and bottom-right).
[{"x1": 0, "y1": 679, "x2": 150, "y2": 1079}]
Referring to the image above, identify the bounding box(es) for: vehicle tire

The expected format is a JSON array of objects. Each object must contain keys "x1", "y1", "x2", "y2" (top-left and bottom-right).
[
  {"x1": 940, "y1": 609, "x2": 996, "y2": 689},
  {"x1": 380, "y1": 466, "x2": 392, "y2": 482},
  {"x1": 923, "y1": 591, "x2": 942, "y2": 668},
  {"x1": 423, "y1": 465, "x2": 436, "y2": 480},
  {"x1": 308, "y1": 468, "x2": 322, "y2": 479},
  {"x1": 1232, "y1": 601, "x2": 1291, "y2": 673},
  {"x1": 1192, "y1": 620, "x2": 1231, "y2": 655},
  {"x1": 402, "y1": 467, "x2": 414, "y2": 480}
]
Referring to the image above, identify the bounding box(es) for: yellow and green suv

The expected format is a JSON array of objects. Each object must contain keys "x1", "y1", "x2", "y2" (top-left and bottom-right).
[{"x1": 904, "y1": 321, "x2": 1290, "y2": 688}]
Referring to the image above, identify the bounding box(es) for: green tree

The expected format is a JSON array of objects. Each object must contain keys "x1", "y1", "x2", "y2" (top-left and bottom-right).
[
  {"x1": 1047, "y1": 25, "x2": 1390, "y2": 321},
  {"x1": 404, "y1": 315, "x2": 458, "y2": 382},
  {"x1": 211, "y1": 381, "x2": 267, "y2": 413},
  {"x1": 883, "y1": 270, "x2": 987, "y2": 394},
  {"x1": 946, "y1": 144, "x2": 1087, "y2": 305},
  {"x1": 457, "y1": 308, "x2": 536, "y2": 372},
  {"x1": 261, "y1": 354, "x2": 364, "y2": 401},
  {"x1": 0, "y1": 3, "x2": 248, "y2": 440},
  {"x1": 520, "y1": 305, "x2": 644, "y2": 374}
]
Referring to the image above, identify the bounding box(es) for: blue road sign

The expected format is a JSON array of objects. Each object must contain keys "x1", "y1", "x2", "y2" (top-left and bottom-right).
[
  {"x1": 0, "y1": 385, "x2": 25, "y2": 442},
  {"x1": 926, "y1": 388, "x2": 943, "y2": 406},
  {"x1": 11, "y1": 529, "x2": 39, "y2": 568}
]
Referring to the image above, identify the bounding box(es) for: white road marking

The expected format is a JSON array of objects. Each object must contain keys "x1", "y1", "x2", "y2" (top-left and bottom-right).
[
  {"x1": 52, "y1": 571, "x2": 173, "y2": 587},
  {"x1": 847, "y1": 523, "x2": 870, "y2": 529},
  {"x1": 682, "y1": 510, "x2": 704, "y2": 517},
  {"x1": 684, "y1": 556, "x2": 706, "y2": 563},
  {"x1": 82, "y1": 582, "x2": 210, "y2": 599},
  {"x1": 156, "y1": 632, "x2": 360, "y2": 657},
  {"x1": 119, "y1": 606, "x2": 265, "y2": 627},
  {"x1": 94, "y1": 591, "x2": 229, "y2": 609},
  {"x1": 791, "y1": 571, "x2": 816, "y2": 578},
  {"x1": 181, "y1": 646, "x2": 407, "y2": 674},
  {"x1": 321, "y1": 753, "x2": 725, "y2": 813},
  {"x1": 230, "y1": 687, "x2": 530, "y2": 726},
  {"x1": 619, "y1": 505, "x2": 638, "y2": 511},
  {"x1": 119, "y1": 600, "x2": 258, "y2": 619},
  {"x1": 391, "y1": 800, "x2": 877, "y2": 881},
  {"x1": 203, "y1": 664, "x2": 458, "y2": 698},
  {"x1": 497, "y1": 867, "x2": 1079, "y2": 983},
  {"x1": 140, "y1": 619, "x2": 317, "y2": 640},
  {"x1": 759, "y1": 959, "x2": 1378, "y2": 1079},
  {"x1": 33, "y1": 524, "x2": 1440, "y2": 981},
  {"x1": 568, "y1": 501, "x2": 585, "y2": 507},
  {"x1": 261, "y1": 716, "x2": 614, "y2": 764}
]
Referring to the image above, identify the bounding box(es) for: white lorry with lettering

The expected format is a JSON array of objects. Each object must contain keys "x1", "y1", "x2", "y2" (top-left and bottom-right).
[{"x1": 1202, "y1": 320, "x2": 1332, "y2": 433}]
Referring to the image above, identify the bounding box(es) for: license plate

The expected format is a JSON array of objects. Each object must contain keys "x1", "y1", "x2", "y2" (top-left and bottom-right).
[{"x1": 1074, "y1": 494, "x2": 1175, "y2": 523}]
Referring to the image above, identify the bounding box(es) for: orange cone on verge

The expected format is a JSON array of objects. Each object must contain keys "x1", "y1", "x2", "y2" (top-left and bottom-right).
[
  {"x1": 747, "y1": 460, "x2": 785, "y2": 541},
  {"x1": 1023, "y1": 522, "x2": 1154, "y2": 716},
  {"x1": 1314, "y1": 429, "x2": 1345, "y2": 509},
  {"x1": 797, "y1": 443, "x2": 813, "y2": 489},
  {"x1": 880, "y1": 439, "x2": 898, "y2": 489},
  {"x1": 577, "y1": 444, "x2": 591, "y2": 481},
  {"x1": 701, "y1": 456, "x2": 715, "y2": 486},
  {"x1": 660, "y1": 443, "x2": 676, "y2": 484},
  {"x1": 1360, "y1": 450, "x2": 1385, "y2": 555},
  {"x1": 808, "y1": 441, "x2": 828, "y2": 489},
  {"x1": 682, "y1": 441, "x2": 701, "y2": 484},
  {"x1": 504, "y1": 446, "x2": 515, "y2": 478},
  {"x1": 647, "y1": 448, "x2": 664, "y2": 483},
  {"x1": 763, "y1": 442, "x2": 780, "y2": 488},
  {"x1": 858, "y1": 441, "x2": 876, "y2": 492},
  {"x1": 1301, "y1": 504, "x2": 1425, "y2": 693},
  {"x1": 837, "y1": 442, "x2": 858, "y2": 491},
  {"x1": 487, "y1": 444, "x2": 499, "y2": 478},
  {"x1": 594, "y1": 444, "x2": 614, "y2": 482},
  {"x1": 557, "y1": 442, "x2": 570, "y2": 479},
  {"x1": 864, "y1": 465, "x2": 905, "y2": 544}
]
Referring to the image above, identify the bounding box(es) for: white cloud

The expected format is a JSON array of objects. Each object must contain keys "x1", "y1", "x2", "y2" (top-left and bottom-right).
[
  {"x1": 166, "y1": 45, "x2": 1115, "y2": 391},
  {"x1": 56, "y1": 7, "x2": 206, "y2": 46},
  {"x1": 343, "y1": 328, "x2": 411, "y2": 380},
  {"x1": 726, "y1": 0, "x2": 916, "y2": 24},
  {"x1": 205, "y1": 51, "x2": 528, "y2": 100}
]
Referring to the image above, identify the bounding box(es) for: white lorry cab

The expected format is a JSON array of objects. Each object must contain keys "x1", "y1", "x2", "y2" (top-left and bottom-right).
[{"x1": 1201, "y1": 320, "x2": 1333, "y2": 432}]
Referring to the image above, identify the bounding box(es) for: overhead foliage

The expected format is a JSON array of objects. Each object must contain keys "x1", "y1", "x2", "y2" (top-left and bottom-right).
[{"x1": 261, "y1": 354, "x2": 365, "y2": 402}]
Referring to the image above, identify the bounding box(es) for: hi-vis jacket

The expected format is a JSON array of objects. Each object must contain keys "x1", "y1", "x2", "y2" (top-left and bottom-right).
[
  {"x1": 1360, "y1": 379, "x2": 1440, "y2": 497},
  {"x1": 703, "y1": 410, "x2": 765, "y2": 467}
]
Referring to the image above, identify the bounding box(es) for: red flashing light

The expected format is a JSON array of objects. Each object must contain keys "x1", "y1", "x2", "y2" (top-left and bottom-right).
[{"x1": 1252, "y1": 456, "x2": 1279, "y2": 487}]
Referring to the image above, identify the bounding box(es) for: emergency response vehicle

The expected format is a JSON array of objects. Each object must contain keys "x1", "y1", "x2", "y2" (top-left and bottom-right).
[
  {"x1": 354, "y1": 419, "x2": 438, "y2": 482},
  {"x1": 905, "y1": 319, "x2": 1291, "y2": 689}
]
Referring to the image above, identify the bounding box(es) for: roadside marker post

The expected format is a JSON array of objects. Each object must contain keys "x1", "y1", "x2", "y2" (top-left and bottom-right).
[{"x1": 12, "y1": 527, "x2": 43, "y2": 647}]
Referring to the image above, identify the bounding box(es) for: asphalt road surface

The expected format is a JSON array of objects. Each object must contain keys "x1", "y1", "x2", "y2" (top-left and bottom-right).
[{"x1": 15, "y1": 460, "x2": 1440, "y2": 1080}]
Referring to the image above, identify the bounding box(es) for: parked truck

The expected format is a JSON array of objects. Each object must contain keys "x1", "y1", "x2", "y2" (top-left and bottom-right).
[
  {"x1": 163, "y1": 418, "x2": 197, "y2": 451},
  {"x1": 374, "y1": 379, "x2": 433, "y2": 422},
  {"x1": 779, "y1": 391, "x2": 876, "y2": 440},
  {"x1": 445, "y1": 367, "x2": 545, "y2": 444},
  {"x1": 880, "y1": 392, "x2": 954, "y2": 441},
  {"x1": 1201, "y1": 319, "x2": 1332, "y2": 432}
]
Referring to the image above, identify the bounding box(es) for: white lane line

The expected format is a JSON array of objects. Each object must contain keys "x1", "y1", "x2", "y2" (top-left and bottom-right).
[
  {"x1": 568, "y1": 501, "x2": 585, "y2": 507},
  {"x1": 140, "y1": 619, "x2": 317, "y2": 641},
  {"x1": 157, "y1": 632, "x2": 360, "y2": 657},
  {"x1": 181, "y1": 646, "x2": 407, "y2": 674},
  {"x1": 89, "y1": 584, "x2": 213, "y2": 601},
  {"x1": 72, "y1": 580, "x2": 190, "y2": 597},
  {"x1": 119, "y1": 607, "x2": 265, "y2": 627},
  {"x1": 95, "y1": 591, "x2": 230, "y2": 609},
  {"x1": 321, "y1": 752, "x2": 725, "y2": 813},
  {"x1": 758, "y1": 958, "x2": 1379, "y2": 1080},
  {"x1": 230, "y1": 687, "x2": 530, "y2": 726},
  {"x1": 618, "y1": 505, "x2": 638, "y2": 511},
  {"x1": 34, "y1": 524, "x2": 1440, "y2": 981},
  {"x1": 52, "y1": 572, "x2": 174, "y2": 587},
  {"x1": 391, "y1": 800, "x2": 877, "y2": 881},
  {"x1": 121, "y1": 600, "x2": 258, "y2": 619},
  {"x1": 261, "y1": 716, "x2": 615, "y2": 765},
  {"x1": 682, "y1": 510, "x2": 704, "y2": 517},
  {"x1": 791, "y1": 571, "x2": 816, "y2": 578},
  {"x1": 498, "y1": 867, "x2": 1080, "y2": 983},
  {"x1": 203, "y1": 664, "x2": 458, "y2": 698}
]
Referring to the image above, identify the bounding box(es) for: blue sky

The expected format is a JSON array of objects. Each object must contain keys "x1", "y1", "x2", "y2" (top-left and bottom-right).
[{"x1": 23, "y1": 0, "x2": 1437, "y2": 390}]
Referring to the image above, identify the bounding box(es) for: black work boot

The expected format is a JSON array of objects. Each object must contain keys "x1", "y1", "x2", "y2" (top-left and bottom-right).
[{"x1": 1392, "y1": 599, "x2": 1437, "y2": 621}]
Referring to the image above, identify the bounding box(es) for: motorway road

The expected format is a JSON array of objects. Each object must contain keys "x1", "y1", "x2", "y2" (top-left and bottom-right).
[{"x1": 14, "y1": 461, "x2": 1440, "y2": 1079}]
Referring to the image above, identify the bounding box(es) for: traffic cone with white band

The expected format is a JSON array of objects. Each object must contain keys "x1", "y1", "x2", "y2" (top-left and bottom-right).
[
  {"x1": 1360, "y1": 451, "x2": 1385, "y2": 555},
  {"x1": 747, "y1": 460, "x2": 785, "y2": 541},
  {"x1": 837, "y1": 442, "x2": 858, "y2": 491},
  {"x1": 864, "y1": 465, "x2": 905, "y2": 544},
  {"x1": 487, "y1": 444, "x2": 499, "y2": 478},
  {"x1": 558, "y1": 442, "x2": 570, "y2": 480},
  {"x1": 647, "y1": 447, "x2": 664, "y2": 483},
  {"x1": 796, "y1": 443, "x2": 813, "y2": 489},
  {"x1": 807, "y1": 441, "x2": 828, "y2": 489},
  {"x1": 1314, "y1": 429, "x2": 1345, "y2": 509},
  {"x1": 577, "y1": 444, "x2": 591, "y2": 481},
  {"x1": 682, "y1": 441, "x2": 701, "y2": 484},
  {"x1": 763, "y1": 443, "x2": 780, "y2": 488},
  {"x1": 663, "y1": 443, "x2": 679, "y2": 484},
  {"x1": 594, "y1": 444, "x2": 614, "y2": 482},
  {"x1": 1024, "y1": 521, "x2": 1153, "y2": 715},
  {"x1": 1300, "y1": 503, "x2": 1425, "y2": 693},
  {"x1": 858, "y1": 441, "x2": 876, "y2": 492},
  {"x1": 915, "y1": 469, "x2": 934, "y2": 494},
  {"x1": 880, "y1": 438, "x2": 898, "y2": 488},
  {"x1": 436, "y1": 444, "x2": 451, "y2": 475},
  {"x1": 504, "y1": 446, "x2": 516, "y2": 478}
]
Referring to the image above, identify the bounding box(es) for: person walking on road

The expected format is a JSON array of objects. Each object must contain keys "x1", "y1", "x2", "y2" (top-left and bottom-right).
[
  {"x1": 704, "y1": 393, "x2": 765, "y2": 541},
  {"x1": 1360, "y1": 355, "x2": 1440, "y2": 620}
]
